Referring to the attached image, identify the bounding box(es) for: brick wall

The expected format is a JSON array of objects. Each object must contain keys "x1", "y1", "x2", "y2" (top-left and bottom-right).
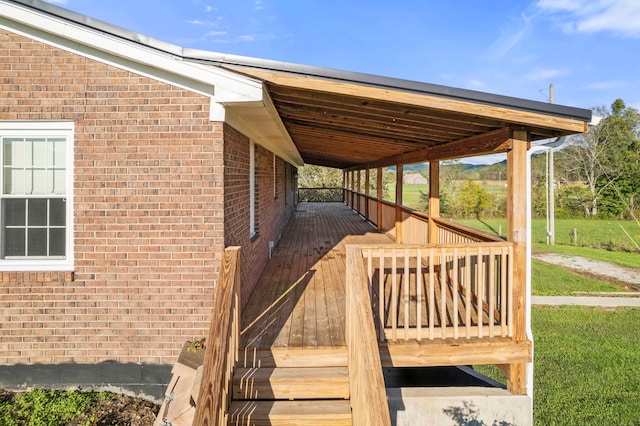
[
  {"x1": 223, "y1": 125, "x2": 296, "y2": 307},
  {"x1": 0, "y1": 30, "x2": 225, "y2": 365}
]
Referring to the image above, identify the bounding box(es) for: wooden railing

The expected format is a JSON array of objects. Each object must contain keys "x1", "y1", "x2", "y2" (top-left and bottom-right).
[
  {"x1": 344, "y1": 189, "x2": 504, "y2": 244},
  {"x1": 346, "y1": 245, "x2": 392, "y2": 426},
  {"x1": 360, "y1": 243, "x2": 513, "y2": 341},
  {"x1": 193, "y1": 246, "x2": 241, "y2": 425},
  {"x1": 431, "y1": 216, "x2": 504, "y2": 243}
]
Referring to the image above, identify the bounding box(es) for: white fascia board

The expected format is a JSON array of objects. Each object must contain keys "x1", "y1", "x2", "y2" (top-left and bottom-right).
[{"x1": 0, "y1": 2, "x2": 262, "y2": 101}]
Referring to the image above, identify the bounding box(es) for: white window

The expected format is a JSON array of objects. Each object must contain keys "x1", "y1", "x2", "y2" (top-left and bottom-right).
[{"x1": 0, "y1": 122, "x2": 74, "y2": 271}]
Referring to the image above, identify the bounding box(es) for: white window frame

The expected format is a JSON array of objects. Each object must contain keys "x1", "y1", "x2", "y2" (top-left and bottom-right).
[{"x1": 0, "y1": 122, "x2": 74, "y2": 271}]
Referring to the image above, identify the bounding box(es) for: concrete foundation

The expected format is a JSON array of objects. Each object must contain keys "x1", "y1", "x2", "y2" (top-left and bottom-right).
[
  {"x1": 0, "y1": 362, "x2": 172, "y2": 403},
  {"x1": 385, "y1": 367, "x2": 532, "y2": 426}
]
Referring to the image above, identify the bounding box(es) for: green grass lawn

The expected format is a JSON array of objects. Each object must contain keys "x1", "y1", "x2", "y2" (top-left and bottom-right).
[
  {"x1": 531, "y1": 260, "x2": 621, "y2": 295},
  {"x1": 476, "y1": 306, "x2": 640, "y2": 425},
  {"x1": 533, "y1": 306, "x2": 640, "y2": 425}
]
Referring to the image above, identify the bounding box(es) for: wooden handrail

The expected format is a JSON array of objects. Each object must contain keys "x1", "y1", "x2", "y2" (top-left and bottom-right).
[
  {"x1": 346, "y1": 245, "x2": 391, "y2": 426},
  {"x1": 193, "y1": 246, "x2": 241, "y2": 426}
]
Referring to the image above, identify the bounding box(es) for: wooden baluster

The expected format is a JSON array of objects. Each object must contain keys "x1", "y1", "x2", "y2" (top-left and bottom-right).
[
  {"x1": 478, "y1": 246, "x2": 484, "y2": 338},
  {"x1": 465, "y1": 246, "x2": 472, "y2": 338},
  {"x1": 501, "y1": 247, "x2": 508, "y2": 337},
  {"x1": 392, "y1": 248, "x2": 398, "y2": 340},
  {"x1": 489, "y1": 247, "x2": 496, "y2": 338},
  {"x1": 428, "y1": 247, "x2": 435, "y2": 340},
  {"x1": 508, "y1": 245, "x2": 514, "y2": 337},
  {"x1": 439, "y1": 250, "x2": 446, "y2": 339},
  {"x1": 417, "y1": 248, "x2": 423, "y2": 341},
  {"x1": 379, "y1": 248, "x2": 385, "y2": 341},
  {"x1": 452, "y1": 247, "x2": 459, "y2": 339},
  {"x1": 404, "y1": 249, "x2": 410, "y2": 340}
]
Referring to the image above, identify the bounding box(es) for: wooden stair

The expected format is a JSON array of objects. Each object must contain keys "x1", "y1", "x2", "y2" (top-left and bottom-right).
[{"x1": 229, "y1": 349, "x2": 352, "y2": 425}]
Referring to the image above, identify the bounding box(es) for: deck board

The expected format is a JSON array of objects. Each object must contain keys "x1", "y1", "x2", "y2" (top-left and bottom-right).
[{"x1": 241, "y1": 202, "x2": 393, "y2": 351}]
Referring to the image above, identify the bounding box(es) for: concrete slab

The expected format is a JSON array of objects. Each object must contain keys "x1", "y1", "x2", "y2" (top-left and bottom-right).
[
  {"x1": 532, "y1": 295, "x2": 640, "y2": 307},
  {"x1": 387, "y1": 387, "x2": 531, "y2": 426}
]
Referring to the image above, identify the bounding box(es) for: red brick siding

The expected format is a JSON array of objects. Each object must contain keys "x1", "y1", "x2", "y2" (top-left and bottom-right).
[
  {"x1": 223, "y1": 125, "x2": 296, "y2": 307},
  {"x1": 0, "y1": 30, "x2": 225, "y2": 365}
]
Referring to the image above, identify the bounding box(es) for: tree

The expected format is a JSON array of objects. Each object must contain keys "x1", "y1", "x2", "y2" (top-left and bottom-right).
[
  {"x1": 454, "y1": 180, "x2": 494, "y2": 219},
  {"x1": 596, "y1": 99, "x2": 640, "y2": 218},
  {"x1": 297, "y1": 165, "x2": 342, "y2": 188},
  {"x1": 557, "y1": 99, "x2": 640, "y2": 218}
]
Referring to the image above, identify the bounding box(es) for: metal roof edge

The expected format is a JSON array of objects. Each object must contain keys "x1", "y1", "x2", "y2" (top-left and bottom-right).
[
  {"x1": 183, "y1": 50, "x2": 592, "y2": 123},
  {"x1": 5, "y1": 0, "x2": 185, "y2": 57}
]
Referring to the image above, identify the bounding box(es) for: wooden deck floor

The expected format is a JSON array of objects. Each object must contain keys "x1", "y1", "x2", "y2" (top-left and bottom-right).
[{"x1": 241, "y1": 202, "x2": 393, "y2": 351}]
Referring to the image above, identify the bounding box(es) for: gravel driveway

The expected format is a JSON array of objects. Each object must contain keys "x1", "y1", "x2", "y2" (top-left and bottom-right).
[{"x1": 533, "y1": 252, "x2": 640, "y2": 286}]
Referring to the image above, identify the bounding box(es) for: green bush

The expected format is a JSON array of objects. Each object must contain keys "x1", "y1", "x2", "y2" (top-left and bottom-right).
[{"x1": 0, "y1": 389, "x2": 97, "y2": 426}]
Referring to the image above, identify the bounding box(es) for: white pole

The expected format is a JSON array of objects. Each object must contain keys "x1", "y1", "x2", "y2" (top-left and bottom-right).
[
  {"x1": 549, "y1": 148, "x2": 555, "y2": 245},
  {"x1": 545, "y1": 150, "x2": 550, "y2": 245}
]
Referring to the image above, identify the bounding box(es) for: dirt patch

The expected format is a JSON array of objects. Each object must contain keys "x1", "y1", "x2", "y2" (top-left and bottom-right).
[{"x1": 0, "y1": 389, "x2": 160, "y2": 426}]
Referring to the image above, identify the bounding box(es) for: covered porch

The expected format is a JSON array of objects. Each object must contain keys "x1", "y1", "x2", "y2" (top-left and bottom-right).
[{"x1": 190, "y1": 57, "x2": 592, "y2": 425}]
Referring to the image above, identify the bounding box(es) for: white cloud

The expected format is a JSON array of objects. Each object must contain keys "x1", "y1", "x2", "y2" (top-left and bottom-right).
[
  {"x1": 525, "y1": 67, "x2": 569, "y2": 80},
  {"x1": 205, "y1": 31, "x2": 228, "y2": 37},
  {"x1": 254, "y1": 0, "x2": 264, "y2": 11},
  {"x1": 466, "y1": 79, "x2": 487, "y2": 90},
  {"x1": 487, "y1": 12, "x2": 534, "y2": 59},
  {"x1": 537, "y1": 0, "x2": 640, "y2": 38},
  {"x1": 581, "y1": 80, "x2": 625, "y2": 90}
]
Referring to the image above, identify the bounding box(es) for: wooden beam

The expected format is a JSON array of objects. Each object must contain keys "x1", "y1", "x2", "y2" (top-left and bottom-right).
[
  {"x1": 379, "y1": 339, "x2": 531, "y2": 367},
  {"x1": 506, "y1": 129, "x2": 529, "y2": 395},
  {"x1": 346, "y1": 127, "x2": 513, "y2": 171},
  {"x1": 228, "y1": 68, "x2": 588, "y2": 134}
]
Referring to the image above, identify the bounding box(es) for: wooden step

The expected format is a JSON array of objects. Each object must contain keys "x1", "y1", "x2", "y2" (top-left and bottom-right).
[
  {"x1": 238, "y1": 347, "x2": 348, "y2": 368},
  {"x1": 233, "y1": 366, "x2": 349, "y2": 400},
  {"x1": 228, "y1": 400, "x2": 352, "y2": 426}
]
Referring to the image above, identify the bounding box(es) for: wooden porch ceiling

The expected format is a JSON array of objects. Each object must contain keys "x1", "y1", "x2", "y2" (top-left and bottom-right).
[{"x1": 222, "y1": 65, "x2": 592, "y2": 170}]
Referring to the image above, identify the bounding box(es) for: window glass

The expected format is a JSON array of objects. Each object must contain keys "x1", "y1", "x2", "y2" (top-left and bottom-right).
[{"x1": 0, "y1": 125, "x2": 72, "y2": 265}]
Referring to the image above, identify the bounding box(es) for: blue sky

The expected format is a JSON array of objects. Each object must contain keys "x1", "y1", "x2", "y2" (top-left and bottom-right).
[{"x1": 44, "y1": 0, "x2": 640, "y2": 112}]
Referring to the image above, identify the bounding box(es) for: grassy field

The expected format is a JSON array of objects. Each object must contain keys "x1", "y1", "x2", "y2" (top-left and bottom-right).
[
  {"x1": 456, "y1": 218, "x2": 640, "y2": 254},
  {"x1": 476, "y1": 306, "x2": 640, "y2": 425}
]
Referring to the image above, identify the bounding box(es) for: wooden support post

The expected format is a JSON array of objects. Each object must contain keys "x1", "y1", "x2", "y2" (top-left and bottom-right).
[
  {"x1": 357, "y1": 169, "x2": 362, "y2": 212},
  {"x1": 506, "y1": 129, "x2": 530, "y2": 395},
  {"x1": 428, "y1": 160, "x2": 440, "y2": 244},
  {"x1": 395, "y1": 165, "x2": 403, "y2": 243},
  {"x1": 364, "y1": 169, "x2": 370, "y2": 220},
  {"x1": 377, "y1": 168, "x2": 383, "y2": 232},
  {"x1": 343, "y1": 170, "x2": 346, "y2": 204}
]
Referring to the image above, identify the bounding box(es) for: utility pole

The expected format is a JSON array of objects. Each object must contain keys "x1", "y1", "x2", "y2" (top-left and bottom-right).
[{"x1": 548, "y1": 83, "x2": 555, "y2": 245}]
